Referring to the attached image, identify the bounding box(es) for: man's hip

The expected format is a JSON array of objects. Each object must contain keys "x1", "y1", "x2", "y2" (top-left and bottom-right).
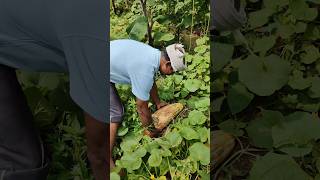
[
  {"x1": 110, "y1": 82, "x2": 124, "y2": 123},
  {"x1": 0, "y1": 64, "x2": 49, "y2": 180}
]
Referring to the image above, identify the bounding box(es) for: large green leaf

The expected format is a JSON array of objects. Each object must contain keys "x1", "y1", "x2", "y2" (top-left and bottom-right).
[
  {"x1": 120, "y1": 139, "x2": 139, "y2": 153},
  {"x1": 300, "y1": 45, "x2": 320, "y2": 64},
  {"x1": 184, "y1": 79, "x2": 201, "y2": 92},
  {"x1": 277, "y1": 23, "x2": 296, "y2": 39},
  {"x1": 248, "y1": 8, "x2": 274, "y2": 28},
  {"x1": 126, "y1": 16, "x2": 148, "y2": 41},
  {"x1": 272, "y1": 112, "x2": 320, "y2": 148},
  {"x1": 264, "y1": 0, "x2": 289, "y2": 10},
  {"x1": 38, "y1": 73, "x2": 60, "y2": 90},
  {"x1": 279, "y1": 144, "x2": 313, "y2": 157},
  {"x1": 194, "y1": 97, "x2": 210, "y2": 111},
  {"x1": 148, "y1": 149, "x2": 162, "y2": 167},
  {"x1": 252, "y1": 35, "x2": 277, "y2": 56},
  {"x1": 154, "y1": 32, "x2": 175, "y2": 42},
  {"x1": 246, "y1": 110, "x2": 284, "y2": 149},
  {"x1": 288, "y1": 70, "x2": 312, "y2": 90},
  {"x1": 290, "y1": 0, "x2": 318, "y2": 21},
  {"x1": 197, "y1": 127, "x2": 209, "y2": 142},
  {"x1": 110, "y1": 172, "x2": 120, "y2": 180},
  {"x1": 179, "y1": 127, "x2": 199, "y2": 140},
  {"x1": 187, "y1": 110, "x2": 207, "y2": 125},
  {"x1": 239, "y1": 55, "x2": 291, "y2": 96},
  {"x1": 212, "y1": 96, "x2": 225, "y2": 112},
  {"x1": 227, "y1": 83, "x2": 254, "y2": 114},
  {"x1": 248, "y1": 152, "x2": 311, "y2": 180},
  {"x1": 189, "y1": 142, "x2": 210, "y2": 165},
  {"x1": 165, "y1": 131, "x2": 182, "y2": 147},
  {"x1": 218, "y1": 119, "x2": 246, "y2": 136},
  {"x1": 308, "y1": 77, "x2": 320, "y2": 98},
  {"x1": 119, "y1": 154, "x2": 142, "y2": 172},
  {"x1": 212, "y1": 43, "x2": 234, "y2": 72}
]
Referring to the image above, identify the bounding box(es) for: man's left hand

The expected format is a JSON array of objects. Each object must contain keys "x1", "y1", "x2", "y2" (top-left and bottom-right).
[{"x1": 156, "y1": 102, "x2": 168, "y2": 110}]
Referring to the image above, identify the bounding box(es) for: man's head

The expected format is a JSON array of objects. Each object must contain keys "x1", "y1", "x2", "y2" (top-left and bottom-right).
[
  {"x1": 211, "y1": 0, "x2": 246, "y2": 31},
  {"x1": 159, "y1": 43, "x2": 186, "y2": 75}
]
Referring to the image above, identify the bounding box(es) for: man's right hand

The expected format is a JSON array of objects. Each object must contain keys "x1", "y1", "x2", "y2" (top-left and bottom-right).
[
  {"x1": 143, "y1": 128, "x2": 163, "y2": 138},
  {"x1": 136, "y1": 98, "x2": 165, "y2": 138},
  {"x1": 136, "y1": 98, "x2": 153, "y2": 127},
  {"x1": 84, "y1": 113, "x2": 108, "y2": 180}
]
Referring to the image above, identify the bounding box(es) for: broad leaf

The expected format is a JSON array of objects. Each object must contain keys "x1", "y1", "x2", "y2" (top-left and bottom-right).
[
  {"x1": 218, "y1": 119, "x2": 246, "y2": 136},
  {"x1": 212, "y1": 43, "x2": 234, "y2": 72},
  {"x1": 272, "y1": 111, "x2": 320, "y2": 148},
  {"x1": 246, "y1": 110, "x2": 284, "y2": 149},
  {"x1": 165, "y1": 131, "x2": 183, "y2": 147},
  {"x1": 148, "y1": 149, "x2": 162, "y2": 167},
  {"x1": 239, "y1": 55, "x2": 291, "y2": 96},
  {"x1": 126, "y1": 16, "x2": 148, "y2": 41},
  {"x1": 184, "y1": 79, "x2": 201, "y2": 92},
  {"x1": 189, "y1": 142, "x2": 210, "y2": 165},
  {"x1": 308, "y1": 77, "x2": 320, "y2": 98},
  {"x1": 180, "y1": 127, "x2": 199, "y2": 140},
  {"x1": 227, "y1": 83, "x2": 254, "y2": 114},
  {"x1": 249, "y1": 152, "x2": 311, "y2": 180},
  {"x1": 187, "y1": 110, "x2": 207, "y2": 125}
]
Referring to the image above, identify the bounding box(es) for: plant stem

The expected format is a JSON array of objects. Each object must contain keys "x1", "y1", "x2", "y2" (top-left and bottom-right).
[
  {"x1": 167, "y1": 157, "x2": 174, "y2": 178},
  {"x1": 142, "y1": 160, "x2": 152, "y2": 176},
  {"x1": 232, "y1": 30, "x2": 256, "y2": 56},
  {"x1": 140, "y1": 0, "x2": 153, "y2": 45},
  {"x1": 189, "y1": 0, "x2": 195, "y2": 51}
]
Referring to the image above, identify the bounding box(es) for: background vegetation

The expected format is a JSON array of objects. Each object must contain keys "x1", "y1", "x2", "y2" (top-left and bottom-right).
[
  {"x1": 17, "y1": 71, "x2": 93, "y2": 180},
  {"x1": 212, "y1": 0, "x2": 320, "y2": 179},
  {"x1": 111, "y1": 0, "x2": 210, "y2": 179}
]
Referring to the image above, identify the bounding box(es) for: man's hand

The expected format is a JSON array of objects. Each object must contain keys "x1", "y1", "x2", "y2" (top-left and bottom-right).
[
  {"x1": 150, "y1": 82, "x2": 168, "y2": 110},
  {"x1": 136, "y1": 98, "x2": 166, "y2": 138},
  {"x1": 84, "y1": 113, "x2": 108, "y2": 180},
  {"x1": 143, "y1": 128, "x2": 163, "y2": 138},
  {"x1": 156, "y1": 101, "x2": 168, "y2": 110}
]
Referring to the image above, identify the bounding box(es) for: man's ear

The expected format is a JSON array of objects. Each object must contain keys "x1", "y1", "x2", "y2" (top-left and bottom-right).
[{"x1": 165, "y1": 61, "x2": 171, "y2": 67}]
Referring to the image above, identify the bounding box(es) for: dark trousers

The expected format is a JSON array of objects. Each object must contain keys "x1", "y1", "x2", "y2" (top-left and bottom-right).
[{"x1": 0, "y1": 64, "x2": 49, "y2": 180}]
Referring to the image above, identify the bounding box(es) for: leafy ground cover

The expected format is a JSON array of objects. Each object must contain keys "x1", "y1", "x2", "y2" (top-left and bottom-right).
[
  {"x1": 212, "y1": 0, "x2": 320, "y2": 179},
  {"x1": 17, "y1": 71, "x2": 93, "y2": 180},
  {"x1": 111, "y1": 0, "x2": 210, "y2": 179}
]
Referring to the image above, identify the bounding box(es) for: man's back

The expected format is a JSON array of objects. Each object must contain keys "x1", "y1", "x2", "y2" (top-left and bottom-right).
[
  {"x1": 0, "y1": 0, "x2": 108, "y2": 122},
  {"x1": 0, "y1": 0, "x2": 106, "y2": 49},
  {"x1": 110, "y1": 39, "x2": 160, "y2": 101}
]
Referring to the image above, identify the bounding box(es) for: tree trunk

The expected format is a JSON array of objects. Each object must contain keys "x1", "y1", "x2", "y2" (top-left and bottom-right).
[
  {"x1": 140, "y1": 0, "x2": 154, "y2": 45},
  {"x1": 112, "y1": 0, "x2": 117, "y2": 15}
]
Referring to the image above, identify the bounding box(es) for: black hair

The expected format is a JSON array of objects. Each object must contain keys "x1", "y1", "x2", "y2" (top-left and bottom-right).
[
  {"x1": 161, "y1": 49, "x2": 170, "y2": 62},
  {"x1": 234, "y1": 0, "x2": 240, "y2": 12}
]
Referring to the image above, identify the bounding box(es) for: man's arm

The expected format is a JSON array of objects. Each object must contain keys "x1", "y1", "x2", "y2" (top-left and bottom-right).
[
  {"x1": 84, "y1": 113, "x2": 108, "y2": 180},
  {"x1": 136, "y1": 98, "x2": 152, "y2": 127},
  {"x1": 150, "y1": 82, "x2": 167, "y2": 110},
  {"x1": 136, "y1": 98, "x2": 162, "y2": 137}
]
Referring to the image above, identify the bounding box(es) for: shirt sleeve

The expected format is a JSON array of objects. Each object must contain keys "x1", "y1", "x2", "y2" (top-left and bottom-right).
[
  {"x1": 61, "y1": 36, "x2": 108, "y2": 123},
  {"x1": 130, "y1": 72, "x2": 154, "y2": 101}
]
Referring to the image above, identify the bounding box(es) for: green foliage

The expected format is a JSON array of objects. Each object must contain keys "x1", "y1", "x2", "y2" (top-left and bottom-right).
[
  {"x1": 111, "y1": 0, "x2": 210, "y2": 46},
  {"x1": 249, "y1": 152, "x2": 311, "y2": 180},
  {"x1": 17, "y1": 71, "x2": 93, "y2": 180},
  {"x1": 111, "y1": 1, "x2": 210, "y2": 178},
  {"x1": 213, "y1": 0, "x2": 320, "y2": 178},
  {"x1": 238, "y1": 55, "x2": 291, "y2": 96}
]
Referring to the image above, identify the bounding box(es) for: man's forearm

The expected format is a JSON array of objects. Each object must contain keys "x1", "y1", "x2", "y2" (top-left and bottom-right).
[
  {"x1": 136, "y1": 99, "x2": 152, "y2": 127},
  {"x1": 84, "y1": 113, "x2": 108, "y2": 180},
  {"x1": 150, "y1": 82, "x2": 161, "y2": 105}
]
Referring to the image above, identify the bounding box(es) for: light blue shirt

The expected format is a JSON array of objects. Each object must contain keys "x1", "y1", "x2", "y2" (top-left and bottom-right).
[{"x1": 110, "y1": 39, "x2": 161, "y2": 101}]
